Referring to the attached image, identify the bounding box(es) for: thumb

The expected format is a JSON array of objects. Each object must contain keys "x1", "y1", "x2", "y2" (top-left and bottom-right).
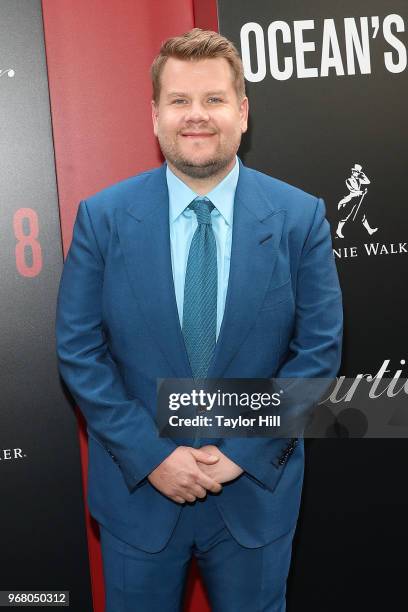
[{"x1": 190, "y1": 448, "x2": 219, "y2": 463}]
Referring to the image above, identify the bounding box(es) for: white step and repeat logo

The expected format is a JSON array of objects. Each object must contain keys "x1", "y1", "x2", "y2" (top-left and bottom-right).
[
  {"x1": 0, "y1": 447, "x2": 26, "y2": 461},
  {"x1": 240, "y1": 15, "x2": 406, "y2": 81},
  {"x1": 333, "y1": 162, "x2": 407, "y2": 259},
  {"x1": 0, "y1": 67, "x2": 15, "y2": 78}
]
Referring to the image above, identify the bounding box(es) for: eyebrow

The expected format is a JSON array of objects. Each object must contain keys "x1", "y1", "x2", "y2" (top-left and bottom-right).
[{"x1": 166, "y1": 90, "x2": 228, "y2": 98}]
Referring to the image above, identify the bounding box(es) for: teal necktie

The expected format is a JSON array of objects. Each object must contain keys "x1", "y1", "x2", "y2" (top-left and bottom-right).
[{"x1": 182, "y1": 197, "x2": 217, "y2": 379}]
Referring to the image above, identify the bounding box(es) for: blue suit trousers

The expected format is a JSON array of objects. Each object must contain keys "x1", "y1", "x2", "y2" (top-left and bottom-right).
[{"x1": 99, "y1": 493, "x2": 296, "y2": 612}]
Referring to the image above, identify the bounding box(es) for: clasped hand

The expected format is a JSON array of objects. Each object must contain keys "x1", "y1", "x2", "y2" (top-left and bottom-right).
[{"x1": 148, "y1": 445, "x2": 243, "y2": 504}]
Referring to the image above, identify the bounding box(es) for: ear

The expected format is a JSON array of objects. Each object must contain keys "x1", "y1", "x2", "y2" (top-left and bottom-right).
[
  {"x1": 239, "y1": 96, "x2": 249, "y2": 134},
  {"x1": 151, "y1": 100, "x2": 159, "y2": 136}
]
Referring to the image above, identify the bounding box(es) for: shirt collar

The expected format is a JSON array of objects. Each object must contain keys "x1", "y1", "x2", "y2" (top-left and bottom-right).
[{"x1": 166, "y1": 156, "x2": 239, "y2": 226}]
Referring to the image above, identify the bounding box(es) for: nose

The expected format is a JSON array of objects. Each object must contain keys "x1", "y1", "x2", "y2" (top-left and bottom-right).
[{"x1": 184, "y1": 100, "x2": 210, "y2": 123}]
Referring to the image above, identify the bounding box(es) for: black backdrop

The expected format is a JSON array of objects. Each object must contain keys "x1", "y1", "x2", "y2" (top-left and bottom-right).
[
  {"x1": 216, "y1": 1, "x2": 408, "y2": 610},
  {"x1": 0, "y1": 1, "x2": 92, "y2": 609}
]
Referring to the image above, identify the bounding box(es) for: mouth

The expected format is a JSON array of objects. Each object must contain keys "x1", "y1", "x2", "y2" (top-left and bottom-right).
[{"x1": 180, "y1": 132, "x2": 216, "y2": 138}]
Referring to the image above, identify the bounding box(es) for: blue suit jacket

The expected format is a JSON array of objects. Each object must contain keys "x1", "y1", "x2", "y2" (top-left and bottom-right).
[{"x1": 56, "y1": 160, "x2": 343, "y2": 553}]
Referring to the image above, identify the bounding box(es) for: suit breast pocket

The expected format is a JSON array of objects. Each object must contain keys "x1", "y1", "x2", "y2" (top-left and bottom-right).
[{"x1": 260, "y1": 277, "x2": 293, "y2": 311}]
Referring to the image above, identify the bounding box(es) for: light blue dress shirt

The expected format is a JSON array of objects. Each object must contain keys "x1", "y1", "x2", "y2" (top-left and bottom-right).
[{"x1": 166, "y1": 157, "x2": 239, "y2": 340}]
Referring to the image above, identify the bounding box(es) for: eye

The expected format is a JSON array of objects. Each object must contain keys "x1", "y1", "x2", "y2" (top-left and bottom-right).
[
  {"x1": 172, "y1": 98, "x2": 187, "y2": 104},
  {"x1": 208, "y1": 97, "x2": 223, "y2": 103}
]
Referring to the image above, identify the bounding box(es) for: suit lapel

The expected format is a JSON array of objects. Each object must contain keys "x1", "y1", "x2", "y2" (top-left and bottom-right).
[
  {"x1": 208, "y1": 163, "x2": 286, "y2": 378},
  {"x1": 116, "y1": 165, "x2": 193, "y2": 377}
]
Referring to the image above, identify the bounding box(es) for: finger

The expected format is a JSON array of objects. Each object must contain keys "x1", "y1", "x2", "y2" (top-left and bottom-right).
[
  {"x1": 191, "y1": 484, "x2": 207, "y2": 499},
  {"x1": 172, "y1": 496, "x2": 186, "y2": 504},
  {"x1": 196, "y1": 471, "x2": 222, "y2": 493},
  {"x1": 184, "y1": 493, "x2": 196, "y2": 503},
  {"x1": 190, "y1": 448, "x2": 219, "y2": 464}
]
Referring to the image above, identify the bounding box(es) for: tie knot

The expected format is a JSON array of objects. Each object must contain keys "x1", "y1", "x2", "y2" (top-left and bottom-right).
[{"x1": 189, "y1": 197, "x2": 214, "y2": 225}]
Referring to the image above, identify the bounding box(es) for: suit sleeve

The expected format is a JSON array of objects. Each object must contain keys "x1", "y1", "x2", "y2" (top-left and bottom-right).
[
  {"x1": 56, "y1": 201, "x2": 177, "y2": 492},
  {"x1": 217, "y1": 198, "x2": 343, "y2": 491}
]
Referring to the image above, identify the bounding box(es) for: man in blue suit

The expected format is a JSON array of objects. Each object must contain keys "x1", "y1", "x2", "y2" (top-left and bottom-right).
[{"x1": 56, "y1": 28, "x2": 342, "y2": 612}]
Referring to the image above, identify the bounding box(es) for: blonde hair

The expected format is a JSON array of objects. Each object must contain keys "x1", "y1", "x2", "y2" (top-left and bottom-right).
[{"x1": 151, "y1": 28, "x2": 246, "y2": 103}]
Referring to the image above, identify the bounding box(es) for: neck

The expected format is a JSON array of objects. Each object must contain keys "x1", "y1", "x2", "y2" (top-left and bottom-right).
[{"x1": 167, "y1": 158, "x2": 236, "y2": 195}]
